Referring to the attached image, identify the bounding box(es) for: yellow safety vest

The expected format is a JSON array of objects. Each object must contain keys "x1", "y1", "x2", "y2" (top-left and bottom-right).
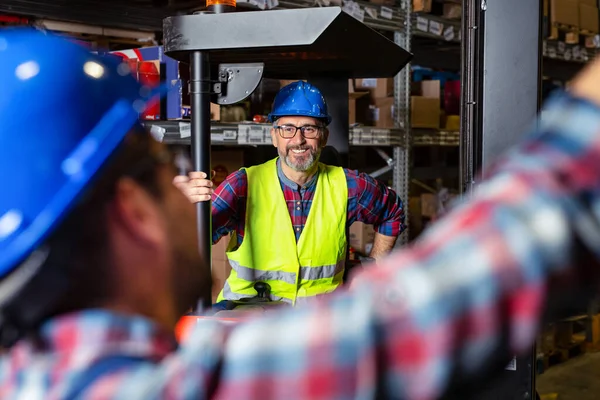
[{"x1": 217, "y1": 158, "x2": 348, "y2": 305}]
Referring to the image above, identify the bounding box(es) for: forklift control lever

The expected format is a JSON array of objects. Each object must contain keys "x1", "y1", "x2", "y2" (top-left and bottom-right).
[{"x1": 253, "y1": 282, "x2": 270, "y2": 299}]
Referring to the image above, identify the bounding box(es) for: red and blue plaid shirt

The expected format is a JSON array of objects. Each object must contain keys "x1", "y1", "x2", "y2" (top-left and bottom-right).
[
  {"x1": 211, "y1": 158, "x2": 406, "y2": 246},
  {"x1": 2, "y1": 91, "x2": 600, "y2": 399}
]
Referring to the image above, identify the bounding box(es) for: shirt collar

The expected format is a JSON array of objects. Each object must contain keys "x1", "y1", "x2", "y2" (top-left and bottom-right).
[
  {"x1": 276, "y1": 157, "x2": 319, "y2": 190},
  {"x1": 35, "y1": 309, "x2": 177, "y2": 359}
]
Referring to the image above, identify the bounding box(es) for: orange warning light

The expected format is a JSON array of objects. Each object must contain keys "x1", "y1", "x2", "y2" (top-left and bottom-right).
[{"x1": 207, "y1": 0, "x2": 236, "y2": 8}]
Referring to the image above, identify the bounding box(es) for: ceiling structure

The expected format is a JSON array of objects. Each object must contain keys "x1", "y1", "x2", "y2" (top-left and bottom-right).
[{"x1": 0, "y1": 0, "x2": 201, "y2": 32}]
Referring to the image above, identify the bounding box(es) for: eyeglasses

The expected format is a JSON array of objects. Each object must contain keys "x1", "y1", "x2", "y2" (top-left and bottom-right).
[{"x1": 275, "y1": 124, "x2": 322, "y2": 139}]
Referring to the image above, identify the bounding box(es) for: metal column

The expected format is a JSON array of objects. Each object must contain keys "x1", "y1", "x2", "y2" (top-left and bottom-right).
[
  {"x1": 459, "y1": 0, "x2": 542, "y2": 399},
  {"x1": 393, "y1": 0, "x2": 412, "y2": 246},
  {"x1": 189, "y1": 51, "x2": 213, "y2": 309},
  {"x1": 461, "y1": 0, "x2": 543, "y2": 192}
]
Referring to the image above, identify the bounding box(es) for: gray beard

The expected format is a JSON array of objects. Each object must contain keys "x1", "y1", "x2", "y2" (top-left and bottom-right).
[{"x1": 281, "y1": 147, "x2": 321, "y2": 172}]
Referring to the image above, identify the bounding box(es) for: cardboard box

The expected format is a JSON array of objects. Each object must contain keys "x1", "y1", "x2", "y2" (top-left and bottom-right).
[
  {"x1": 371, "y1": 97, "x2": 395, "y2": 128},
  {"x1": 356, "y1": 78, "x2": 394, "y2": 98},
  {"x1": 579, "y1": 4, "x2": 600, "y2": 32},
  {"x1": 579, "y1": 0, "x2": 597, "y2": 6},
  {"x1": 412, "y1": 80, "x2": 441, "y2": 98},
  {"x1": 410, "y1": 80, "x2": 441, "y2": 129},
  {"x1": 420, "y1": 193, "x2": 437, "y2": 218},
  {"x1": 443, "y1": 3, "x2": 462, "y2": 19},
  {"x1": 349, "y1": 222, "x2": 375, "y2": 255},
  {"x1": 413, "y1": 0, "x2": 432, "y2": 12},
  {"x1": 411, "y1": 96, "x2": 440, "y2": 128},
  {"x1": 211, "y1": 103, "x2": 221, "y2": 121},
  {"x1": 551, "y1": 0, "x2": 579, "y2": 27},
  {"x1": 212, "y1": 149, "x2": 244, "y2": 187}
]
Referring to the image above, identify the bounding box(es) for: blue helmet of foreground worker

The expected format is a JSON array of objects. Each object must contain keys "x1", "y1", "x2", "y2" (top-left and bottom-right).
[
  {"x1": 0, "y1": 28, "x2": 163, "y2": 280},
  {"x1": 267, "y1": 81, "x2": 332, "y2": 125}
]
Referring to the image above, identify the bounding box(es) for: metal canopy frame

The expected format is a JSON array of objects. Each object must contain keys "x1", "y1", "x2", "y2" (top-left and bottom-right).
[
  {"x1": 162, "y1": 6, "x2": 412, "y2": 308},
  {"x1": 163, "y1": 7, "x2": 412, "y2": 79}
]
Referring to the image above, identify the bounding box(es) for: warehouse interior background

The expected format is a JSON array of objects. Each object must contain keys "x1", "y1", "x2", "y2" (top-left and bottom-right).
[{"x1": 2, "y1": 0, "x2": 600, "y2": 399}]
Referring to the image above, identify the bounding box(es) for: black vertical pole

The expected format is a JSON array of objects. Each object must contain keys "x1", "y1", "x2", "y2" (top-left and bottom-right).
[{"x1": 190, "y1": 51, "x2": 212, "y2": 309}]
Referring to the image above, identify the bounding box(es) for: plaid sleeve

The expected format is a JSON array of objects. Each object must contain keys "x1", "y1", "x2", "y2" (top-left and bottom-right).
[
  {"x1": 212, "y1": 169, "x2": 247, "y2": 243},
  {"x1": 208, "y1": 91, "x2": 600, "y2": 398},
  {"x1": 77, "y1": 91, "x2": 600, "y2": 399},
  {"x1": 346, "y1": 169, "x2": 406, "y2": 236}
]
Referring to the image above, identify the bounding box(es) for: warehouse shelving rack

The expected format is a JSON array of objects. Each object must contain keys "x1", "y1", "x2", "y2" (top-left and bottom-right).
[
  {"x1": 139, "y1": 0, "x2": 599, "y2": 245},
  {"x1": 9, "y1": 0, "x2": 596, "y2": 245},
  {"x1": 140, "y1": 0, "x2": 454, "y2": 246}
]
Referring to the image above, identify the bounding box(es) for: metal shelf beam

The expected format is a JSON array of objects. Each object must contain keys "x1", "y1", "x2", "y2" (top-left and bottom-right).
[{"x1": 142, "y1": 120, "x2": 416, "y2": 147}]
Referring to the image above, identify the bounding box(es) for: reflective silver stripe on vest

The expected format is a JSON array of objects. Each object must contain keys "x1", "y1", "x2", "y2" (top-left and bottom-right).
[
  {"x1": 299, "y1": 260, "x2": 345, "y2": 281},
  {"x1": 228, "y1": 259, "x2": 297, "y2": 284},
  {"x1": 221, "y1": 281, "x2": 293, "y2": 304}
]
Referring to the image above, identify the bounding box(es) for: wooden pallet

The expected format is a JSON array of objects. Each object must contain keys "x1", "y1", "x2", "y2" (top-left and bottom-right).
[{"x1": 538, "y1": 333, "x2": 587, "y2": 373}]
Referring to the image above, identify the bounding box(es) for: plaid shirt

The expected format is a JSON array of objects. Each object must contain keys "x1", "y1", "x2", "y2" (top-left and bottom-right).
[
  {"x1": 2, "y1": 91, "x2": 600, "y2": 399},
  {"x1": 212, "y1": 158, "x2": 406, "y2": 246}
]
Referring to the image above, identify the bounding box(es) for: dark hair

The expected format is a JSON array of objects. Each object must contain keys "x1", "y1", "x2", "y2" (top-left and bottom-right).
[{"x1": 0, "y1": 126, "x2": 165, "y2": 347}]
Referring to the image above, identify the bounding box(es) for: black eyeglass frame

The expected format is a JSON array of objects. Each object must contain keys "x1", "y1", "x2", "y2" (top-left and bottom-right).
[{"x1": 274, "y1": 124, "x2": 324, "y2": 139}]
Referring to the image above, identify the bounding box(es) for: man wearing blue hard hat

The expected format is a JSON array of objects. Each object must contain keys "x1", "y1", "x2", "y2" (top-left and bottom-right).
[{"x1": 175, "y1": 80, "x2": 406, "y2": 307}]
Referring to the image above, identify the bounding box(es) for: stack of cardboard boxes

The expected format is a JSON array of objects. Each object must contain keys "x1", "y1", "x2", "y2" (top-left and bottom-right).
[
  {"x1": 413, "y1": 0, "x2": 461, "y2": 19},
  {"x1": 411, "y1": 79, "x2": 460, "y2": 131},
  {"x1": 546, "y1": 0, "x2": 599, "y2": 40},
  {"x1": 347, "y1": 77, "x2": 461, "y2": 131},
  {"x1": 411, "y1": 80, "x2": 440, "y2": 129},
  {"x1": 354, "y1": 78, "x2": 396, "y2": 128},
  {"x1": 578, "y1": 0, "x2": 600, "y2": 34}
]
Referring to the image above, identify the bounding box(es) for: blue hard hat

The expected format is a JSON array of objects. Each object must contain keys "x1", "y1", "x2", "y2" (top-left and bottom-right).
[
  {"x1": 267, "y1": 81, "x2": 332, "y2": 125},
  {"x1": 0, "y1": 28, "x2": 165, "y2": 279}
]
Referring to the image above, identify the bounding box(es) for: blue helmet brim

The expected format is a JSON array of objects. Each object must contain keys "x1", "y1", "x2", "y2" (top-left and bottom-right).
[
  {"x1": 1, "y1": 84, "x2": 169, "y2": 277},
  {"x1": 267, "y1": 110, "x2": 332, "y2": 125}
]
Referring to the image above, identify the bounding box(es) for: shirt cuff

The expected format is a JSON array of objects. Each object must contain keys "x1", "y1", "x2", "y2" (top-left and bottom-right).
[{"x1": 373, "y1": 221, "x2": 405, "y2": 237}]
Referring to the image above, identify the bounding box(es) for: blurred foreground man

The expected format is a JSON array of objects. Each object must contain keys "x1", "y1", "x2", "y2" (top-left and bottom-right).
[{"x1": 3, "y1": 28, "x2": 600, "y2": 399}]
